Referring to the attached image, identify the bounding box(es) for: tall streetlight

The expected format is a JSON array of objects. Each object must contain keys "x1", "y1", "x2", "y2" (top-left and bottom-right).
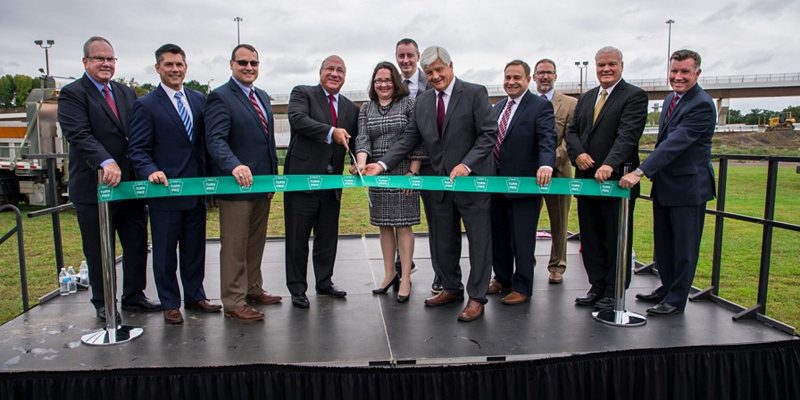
[
  {"x1": 206, "y1": 79, "x2": 214, "y2": 95},
  {"x1": 34, "y1": 39, "x2": 55, "y2": 77},
  {"x1": 666, "y1": 19, "x2": 675, "y2": 85},
  {"x1": 234, "y1": 17, "x2": 243, "y2": 45},
  {"x1": 575, "y1": 61, "x2": 588, "y2": 93}
]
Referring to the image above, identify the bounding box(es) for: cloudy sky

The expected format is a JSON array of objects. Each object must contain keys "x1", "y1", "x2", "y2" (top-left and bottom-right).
[{"x1": 2, "y1": 0, "x2": 798, "y2": 113}]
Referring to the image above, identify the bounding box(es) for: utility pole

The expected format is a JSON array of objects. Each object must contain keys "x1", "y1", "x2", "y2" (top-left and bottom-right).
[{"x1": 234, "y1": 17, "x2": 243, "y2": 45}]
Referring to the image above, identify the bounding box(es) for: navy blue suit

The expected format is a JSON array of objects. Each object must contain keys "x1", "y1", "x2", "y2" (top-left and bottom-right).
[
  {"x1": 491, "y1": 91, "x2": 557, "y2": 296},
  {"x1": 639, "y1": 83, "x2": 716, "y2": 309},
  {"x1": 129, "y1": 85, "x2": 209, "y2": 310},
  {"x1": 58, "y1": 74, "x2": 149, "y2": 309}
]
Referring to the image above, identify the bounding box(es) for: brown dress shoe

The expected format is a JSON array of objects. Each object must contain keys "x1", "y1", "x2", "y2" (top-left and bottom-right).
[
  {"x1": 424, "y1": 290, "x2": 464, "y2": 307},
  {"x1": 501, "y1": 291, "x2": 529, "y2": 305},
  {"x1": 224, "y1": 304, "x2": 265, "y2": 322},
  {"x1": 458, "y1": 299, "x2": 485, "y2": 322},
  {"x1": 548, "y1": 272, "x2": 564, "y2": 284},
  {"x1": 246, "y1": 291, "x2": 282, "y2": 305},
  {"x1": 487, "y1": 278, "x2": 512, "y2": 294},
  {"x1": 185, "y1": 299, "x2": 222, "y2": 312},
  {"x1": 163, "y1": 309, "x2": 184, "y2": 324}
]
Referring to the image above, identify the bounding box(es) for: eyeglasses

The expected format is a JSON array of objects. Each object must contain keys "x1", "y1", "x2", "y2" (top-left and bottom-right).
[
  {"x1": 234, "y1": 60, "x2": 260, "y2": 67},
  {"x1": 373, "y1": 78, "x2": 393, "y2": 85},
  {"x1": 534, "y1": 70, "x2": 555, "y2": 76},
  {"x1": 87, "y1": 56, "x2": 117, "y2": 63}
]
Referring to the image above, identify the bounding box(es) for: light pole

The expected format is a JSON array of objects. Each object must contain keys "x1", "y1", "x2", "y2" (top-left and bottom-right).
[
  {"x1": 234, "y1": 17, "x2": 243, "y2": 45},
  {"x1": 666, "y1": 19, "x2": 675, "y2": 85},
  {"x1": 34, "y1": 39, "x2": 55, "y2": 77},
  {"x1": 206, "y1": 79, "x2": 214, "y2": 95},
  {"x1": 575, "y1": 61, "x2": 588, "y2": 93}
]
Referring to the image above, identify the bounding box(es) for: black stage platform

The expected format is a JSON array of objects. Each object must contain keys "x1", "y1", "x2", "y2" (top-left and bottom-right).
[{"x1": 2, "y1": 235, "x2": 798, "y2": 399}]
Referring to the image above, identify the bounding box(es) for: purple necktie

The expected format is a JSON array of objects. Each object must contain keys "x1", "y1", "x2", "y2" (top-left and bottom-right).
[
  {"x1": 493, "y1": 99, "x2": 515, "y2": 165},
  {"x1": 437, "y1": 91, "x2": 445, "y2": 136}
]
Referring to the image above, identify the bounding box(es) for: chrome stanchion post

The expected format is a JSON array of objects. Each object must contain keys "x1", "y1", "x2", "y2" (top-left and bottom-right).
[
  {"x1": 81, "y1": 170, "x2": 143, "y2": 345},
  {"x1": 592, "y1": 165, "x2": 646, "y2": 327}
]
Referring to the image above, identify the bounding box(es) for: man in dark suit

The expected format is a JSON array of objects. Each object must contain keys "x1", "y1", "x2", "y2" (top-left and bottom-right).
[
  {"x1": 620, "y1": 49, "x2": 716, "y2": 316},
  {"x1": 129, "y1": 44, "x2": 222, "y2": 325},
  {"x1": 533, "y1": 59, "x2": 577, "y2": 284},
  {"x1": 365, "y1": 46, "x2": 498, "y2": 322},
  {"x1": 58, "y1": 36, "x2": 161, "y2": 321},
  {"x1": 489, "y1": 60, "x2": 557, "y2": 305},
  {"x1": 395, "y1": 37, "x2": 443, "y2": 294},
  {"x1": 284, "y1": 55, "x2": 358, "y2": 309},
  {"x1": 205, "y1": 44, "x2": 281, "y2": 322},
  {"x1": 565, "y1": 46, "x2": 648, "y2": 311}
]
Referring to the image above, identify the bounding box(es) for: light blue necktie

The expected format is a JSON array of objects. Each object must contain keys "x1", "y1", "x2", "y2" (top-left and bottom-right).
[{"x1": 175, "y1": 92, "x2": 193, "y2": 141}]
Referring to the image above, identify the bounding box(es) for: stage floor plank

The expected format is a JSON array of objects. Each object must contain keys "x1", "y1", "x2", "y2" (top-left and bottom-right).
[{"x1": 0, "y1": 235, "x2": 794, "y2": 371}]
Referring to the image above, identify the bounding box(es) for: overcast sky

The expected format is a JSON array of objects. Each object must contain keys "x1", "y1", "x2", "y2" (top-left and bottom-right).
[{"x1": 2, "y1": 0, "x2": 798, "y2": 113}]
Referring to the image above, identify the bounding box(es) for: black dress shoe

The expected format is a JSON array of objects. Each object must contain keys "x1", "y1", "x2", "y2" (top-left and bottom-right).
[
  {"x1": 121, "y1": 297, "x2": 162, "y2": 312},
  {"x1": 397, "y1": 293, "x2": 410, "y2": 303},
  {"x1": 431, "y1": 275, "x2": 443, "y2": 294},
  {"x1": 646, "y1": 302, "x2": 683, "y2": 316},
  {"x1": 317, "y1": 285, "x2": 347, "y2": 298},
  {"x1": 96, "y1": 307, "x2": 122, "y2": 324},
  {"x1": 635, "y1": 290, "x2": 666, "y2": 304},
  {"x1": 575, "y1": 292, "x2": 601, "y2": 306},
  {"x1": 291, "y1": 293, "x2": 310, "y2": 308},
  {"x1": 594, "y1": 297, "x2": 615, "y2": 310}
]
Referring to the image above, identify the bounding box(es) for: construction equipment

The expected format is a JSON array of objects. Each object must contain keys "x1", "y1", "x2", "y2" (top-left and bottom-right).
[
  {"x1": 0, "y1": 78, "x2": 70, "y2": 206},
  {"x1": 765, "y1": 112, "x2": 796, "y2": 132}
]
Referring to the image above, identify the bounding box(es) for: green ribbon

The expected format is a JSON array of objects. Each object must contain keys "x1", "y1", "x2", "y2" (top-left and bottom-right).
[{"x1": 97, "y1": 175, "x2": 630, "y2": 203}]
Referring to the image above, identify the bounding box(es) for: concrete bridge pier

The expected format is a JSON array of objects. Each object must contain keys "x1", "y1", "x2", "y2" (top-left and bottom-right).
[{"x1": 717, "y1": 98, "x2": 730, "y2": 125}]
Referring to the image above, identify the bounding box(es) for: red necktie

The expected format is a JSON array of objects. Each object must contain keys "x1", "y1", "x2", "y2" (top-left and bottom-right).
[
  {"x1": 541, "y1": 93, "x2": 547, "y2": 99},
  {"x1": 103, "y1": 86, "x2": 119, "y2": 120},
  {"x1": 328, "y1": 94, "x2": 338, "y2": 127},
  {"x1": 665, "y1": 95, "x2": 680, "y2": 120},
  {"x1": 493, "y1": 99, "x2": 515, "y2": 165},
  {"x1": 437, "y1": 92, "x2": 445, "y2": 136},
  {"x1": 249, "y1": 89, "x2": 269, "y2": 135}
]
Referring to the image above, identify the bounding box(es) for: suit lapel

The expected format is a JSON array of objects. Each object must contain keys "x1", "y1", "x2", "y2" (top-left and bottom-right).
[
  {"x1": 593, "y1": 80, "x2": 625, "y2": 128},
  {"x1": 504, "y1": 91, "x2": 530, "y2": 138},
  {"x1": 442, "y1": 79, "x2": 463, "y2": 137},
  {"x1": 314, "y1": 85, "x2": 335, "y2": 126},
  {"x1": 84, "y1": 77, "x2": 124, "y2": 133}
]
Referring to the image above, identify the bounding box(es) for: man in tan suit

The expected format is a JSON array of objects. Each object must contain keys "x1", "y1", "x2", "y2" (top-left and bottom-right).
[{"x1": 533, "y1": 59, "x2": 577, "y2": 284}]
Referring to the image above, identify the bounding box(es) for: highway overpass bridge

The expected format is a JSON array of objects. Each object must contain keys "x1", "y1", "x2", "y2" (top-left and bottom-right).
[{"x1": 270, "y1": 72, "x2": 800, "y2": 125}]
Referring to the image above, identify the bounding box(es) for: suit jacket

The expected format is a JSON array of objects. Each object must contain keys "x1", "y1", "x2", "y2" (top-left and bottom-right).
[
  {"x1": 59, "y1": 74, "x2": 137, "y2": 204},
  {"x1": 381, "y1": 78, "x2": 497, "y2": 202},
  {"x1": 413, "y1": 68, "x2": 430, "y2": 98},
  {"x1": 494, "y1": 90, "x2": 557, "y2": 197},
  {"x1": 128, "y1": 85, "x2": 207, "y2": 211},
  {"x1": 284, "y1": 84, "x2": 359, "y2": 197},
  {"x1": 551, "y1": 91, "x2": 578, "y2": 174},
  {"x1": 640, "y1": 84, "x2": 716, "y2": 207},
  {"x1": 565, "y1": 79, "x2": 648, "y2": 198},
  {"x1": 204, "y1": 78, "x2": 278, "y2": 201}
]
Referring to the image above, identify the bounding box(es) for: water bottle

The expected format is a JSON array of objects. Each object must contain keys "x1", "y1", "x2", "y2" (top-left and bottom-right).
[
  {"x1": 631, "y1": 249, "x2": 637, "y2": 266},
  {"x1": 59, "y1": 268, "x2": 70, "y2": 296},
  {"x1": 78, "y1": 260, "x2": 90, "y2": 287},
  {"x1": 67, "y1": 266, "x2": 78, "y2": 293}
]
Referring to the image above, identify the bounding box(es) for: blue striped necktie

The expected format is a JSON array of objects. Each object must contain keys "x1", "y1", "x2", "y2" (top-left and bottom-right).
[{"x1": 175, "y1": 92, "x2": 193, "y2": 141}]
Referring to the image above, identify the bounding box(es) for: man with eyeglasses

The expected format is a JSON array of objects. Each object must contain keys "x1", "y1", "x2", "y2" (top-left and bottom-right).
[
  {"x1": 204, "y1": 44, "x2": 281, "y2": 322},
  {"x1": 284, "y1": 55, "x2": 358, "y2": 309},
  {"x1": 533, "y1": 59, "x2": 577, "y2": 285},
  {"x1": 59, "y1": 36, "x2": 161, "y2": 323}
]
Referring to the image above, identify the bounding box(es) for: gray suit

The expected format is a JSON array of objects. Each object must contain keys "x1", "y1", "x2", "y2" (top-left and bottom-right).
[
  {"x1": 380, "y1": 78, "x2": 497, "y2": 301},
  {"x1": 412, "y1": 68, "x2": 430, "y2": 98}
]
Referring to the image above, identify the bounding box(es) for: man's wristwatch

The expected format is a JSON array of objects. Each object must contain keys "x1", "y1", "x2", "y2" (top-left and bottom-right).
[{"x1": 634, "y1": 168, "x2": 645, "y2": 177}]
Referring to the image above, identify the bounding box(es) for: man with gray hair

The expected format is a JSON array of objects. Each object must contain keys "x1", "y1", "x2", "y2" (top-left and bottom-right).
[
  {"x1": 365, "y1": 46, "x2": 498, "y2": 322},
  {"x1": 565, "y1": 46, "x2": 648, "y2": 311}
]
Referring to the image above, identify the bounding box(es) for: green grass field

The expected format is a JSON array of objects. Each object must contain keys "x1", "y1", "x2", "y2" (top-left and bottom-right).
[{"x1": 1, "y1": 165, "x2": 797, "y2": 332}]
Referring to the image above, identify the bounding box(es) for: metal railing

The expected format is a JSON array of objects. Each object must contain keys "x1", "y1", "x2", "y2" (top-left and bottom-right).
[
  {"x1": 635, "y1": 153, "x2": 800, "y2": 334},
  {"x1": 1, "y1": 204, "x2": 28, "y2": 311}
]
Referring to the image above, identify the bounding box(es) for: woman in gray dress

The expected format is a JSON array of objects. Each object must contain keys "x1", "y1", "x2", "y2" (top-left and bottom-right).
[{"x1": 355, "y1": 62, "x2": 426, "y2": 302}]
